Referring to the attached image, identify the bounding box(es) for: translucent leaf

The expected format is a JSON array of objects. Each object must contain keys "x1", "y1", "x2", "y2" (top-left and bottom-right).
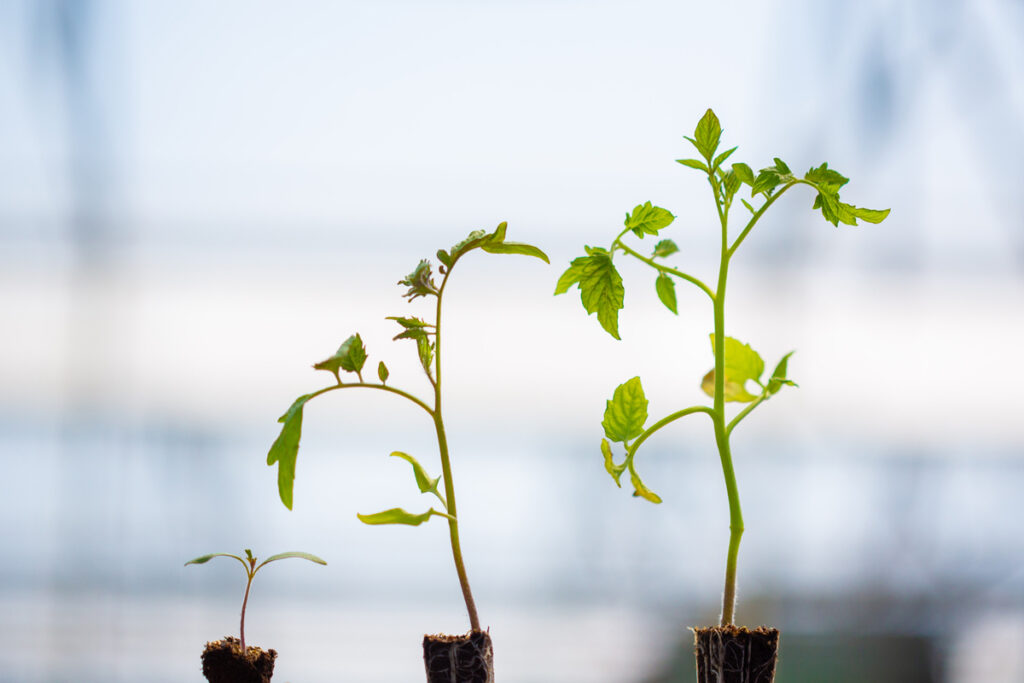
[
  {"x1": 389, "y1": 451, "x2": 440, "y2": 496},
  {"x1": 601, "y1": 438, "x2": 624, "y2": 487},
  {"x1": 602, "y1": 377, "x2": 648, "y2": 443},
  {"x1": 356, "y1": 507, "x2": 449, "y2": 526},
  {"x1": 267, "y1": 394, "x2": 313, "y2": 510},
  {"x1": 850, "y1": 206, "x2": 890, "y2": 224},
  {"x1": 767, "y1": 351, "x2": 796, "y2": 395},
  {"x1": 554, "y1": 249, "x2": 625, "y2": 340},
  {"x1": 700, "y1": 335, "x2": 765, "y2": 403},
  {"x1": 732, "y1": 162, "x2": 755, "y2": 185},
  {"x1": 480, "y1": 240, "x2": 550, "y2": 263},
  {"x1": 693, "y1": 108, "x2": 722, "y2": 161},
  {"x1": 655, "y1": 272, "x2": 677, "y2": 314},
  {"x1": 804, "y1": 162, "x2": 849, "y2": 191},
  {"x1": 652, "y1": 239, "x2": 679, "y2": 258},
  {"x1": 713, "y1": 146, "x2": 738, "y2": 171},
  {"x1": 185, "y1": 552, "x2": 246, "y2": 567},
  {"x1": 630, "y1": 469, "x2": 662, "y2": 504},
  {"x1": 624, "y1": 201, "x2": 675, "y2": 238},
  {"x1": 676, "y1": 158, "x2": 709, "y2": 172},
  {"x1": 259, "y1": 551, "x2": 327, "y2": 569},
  {"x1": 751, "y1": 169, "x2": 782, "y2": 196}
]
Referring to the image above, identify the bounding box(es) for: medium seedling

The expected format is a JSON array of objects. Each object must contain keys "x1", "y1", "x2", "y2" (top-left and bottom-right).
[
  {"x1": 186, "y1": 549, "x2": 327, "y2": 654},
  {"x1": 556, "y1": 109, "x2": 889, "y2": 626},
  {"x1": 266, "y1": 222, "x2": 547, "y2": 633}
]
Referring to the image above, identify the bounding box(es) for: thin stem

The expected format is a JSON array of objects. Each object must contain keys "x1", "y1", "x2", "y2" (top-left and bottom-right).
[
  {"x1": 433, "y1": 269, "x2": 481, "y2": 632},
  {"x1": 615, "y1": 240, "x2": 716, "y2": 302},
  {"x1": 305, "y1": 382, "x2": 434, "y2": 418},
  {"x1": 727, "y1": 181, "x2": 804, "y2": 258},
  {"x1": 726, "y1": 392, "x2": 767, "y2": 438},
  {"x1": 239, "y1": 569, "x2": 254, "y2": 654},
  {"x1": 710, "y1": 170, "x2": 745, "y2": 626},
  {"x1": 627, "y1": 405, "x2": 717, "y2": 460}
]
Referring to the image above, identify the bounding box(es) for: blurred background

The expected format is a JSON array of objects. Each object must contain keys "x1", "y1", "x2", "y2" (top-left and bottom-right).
[{"x1": 2, "y1": 1, "x2": 1023, "y2": 681}]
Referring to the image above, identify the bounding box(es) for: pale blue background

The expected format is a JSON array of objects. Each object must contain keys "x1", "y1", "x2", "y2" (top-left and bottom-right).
[{"x1": 2, "y1": 1, "x2": 1023, "y2": 681}]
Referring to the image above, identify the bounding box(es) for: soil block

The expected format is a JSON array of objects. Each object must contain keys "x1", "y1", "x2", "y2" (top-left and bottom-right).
[
  {"x1": 201, "y1": 636, "x2": 277, "y2": 683},
  {"x1": 423, "y1": 630, "x2": 494, "y2": 683},
  {"x1": 693, "y1": 625, "x2": 779, "y2": 683}
]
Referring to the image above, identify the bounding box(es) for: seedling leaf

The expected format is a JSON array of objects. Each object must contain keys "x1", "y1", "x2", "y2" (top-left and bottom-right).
[
  {"x1": 732, "y1": 162, "x2": 755, "y2": 186},
  {"x1": 652, "y1": 239, "x2": 679, "y2": 258},
  {"x1": 601, "y1": 438, "x2": 625, "y2": 486},
  {"x1": 399, "y1": 259, "x2": 439, "y2": 299},
  {"x1": 356, "y1": 507, "x2": 450, "y2": 526},
  {"x1": 700, "y1": 335, "x2": 765, "y2": 403},
  {"x1": 259, "y1": 551, "x2": 328, "y2": 568},
  {"x1": 676, "y1": 158, "x2": 709, "y2": 172},
  {"x1": 713, "y1": 146, "x2": 738, "y2": 171},
  {"x1": 602, "y1": 377, "x2": 648, "y2": 443},
  {"x1": 267, "y1": 394, "x2": 313, "y2": 510},
  {"x1": 630, "y1": 469, "x2": 662, "y2": 504},
  {"x1": 554, "y1": 248, "x2": 625, "y2": 339},
  {"x1": 185, "y1": 552, "x2": 246, "y2": 567},
  {"x1": 767, "y1": 351, "x2": 797, "y2": 395},
  {"x1": 314, "y1": 334, "x2": 367, "y2": 380},
  {"x1": 655, "y1": 272, "x2": 677, "y2": 314},
  {"x1": 624, "y1": 202, "x2": 675, "y2": 238},
  {"x1": 390, "y1": 451, "x2": 441, "y2": 496},
  {"x1": 692, "y1": 108, "x2": 722, "y2": 161},
  {"x1": 378, "y1": 361, "x2": 389, "y2": 383}
]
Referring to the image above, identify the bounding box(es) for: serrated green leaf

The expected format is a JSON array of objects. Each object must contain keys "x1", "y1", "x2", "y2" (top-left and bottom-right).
[
  {"x1": 816, "y1": 189, "x2": 842, "y2": 226},
  {"x1": 601, "y1": 438, "x2": 625, "y2": 487},
  {"x1": 804, "y1": 162, "x2": 849, "y2": 191},
  {"x1": 773, "y1": 157, "x2": 791, "y2": 175},
  {"x1": 389, "y1": 451, "x2": 440, "y2": 496},
  {"x1": 732, "y1": 162, "x2": 755, "y2": 185},
  {"x1": 624, "y1": 201, "x2": 675, "y2": 238},
  {"x1": 377, "y1": 361, "x2": 389, "y2": 383},
  {"x1": 259, "y1": 551, "x2": 327, "y2": 569},
  {"x1": 602, "y1": 377, "x2": 648, "y2": 442},
  {"x1": 676, "y1": 158, "x2": 710, "y2": 172},
  {"x1": 713, "y1": 146, "x2": 738, "y2": 171},
  {"x1": 722, "y1": 170, "x2": 740, "y2": 201},
  {"x1": 267, "y1": 394, "x2": 313, "y2": 510},
  {"x1": 700, "y1": 335, "x2": 765, "y2": 403},
  {"x1": 630, "y1": 469, "x2": 662, "y2": 504},
  {"x1": 399, "y1": 260, "x2": 438, "y2": 299},
  {"x1": 693, "y1": 108, "x2": 722, "y2": 161},
  {"x1": 767, "y1": 351, "x2": 796, "y2": 395},
  {"x1": 356, "y1": 507, "x2": 449, "y2": 526},
  {"x1": 554, "y1": 249, "x2": 624, "y2": 339},
  {"x1": 655, "y1": 272, "x2": 677, "y2": 314},
  {"x1": 751, "y1": 169, "x2": 782, "y2": 196},
  {"x1": 314, "y1": 335, "x2": 368, "y2": 381},
  {"x1": 652, "y1": 239, "x2": 679, "y2": 258}
]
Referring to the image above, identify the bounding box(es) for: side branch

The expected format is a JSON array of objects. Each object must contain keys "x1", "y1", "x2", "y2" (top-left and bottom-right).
[
  {"x1": 615, "y1": 241, "x2": 716, "y2": 302},
  {"x1": 307, "y1": 382, "x2": 435, "y2": 417},
  {"x1": 628, "y1": 405, "x2": 717, "y2": 459}
]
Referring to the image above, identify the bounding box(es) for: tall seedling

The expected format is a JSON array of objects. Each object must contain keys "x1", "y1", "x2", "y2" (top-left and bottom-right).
[
  {"x1": 556, "y1": 109, "x2": 889, "y2": 626},
  {"x1": 267, "y1": 222, "x2": 547, "y2": 635}
]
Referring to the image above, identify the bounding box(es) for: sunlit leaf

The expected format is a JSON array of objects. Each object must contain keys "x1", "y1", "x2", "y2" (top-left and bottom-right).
[
  {"x1": 602, "y1": 377, "x2": 648, "y2": 442},
  {"x1": 356, "y1": 507, "x2": 449, "y2": 526},
  {"x1": 266, "y1": 394, "x2": 313, "y2": 510},
  {"x1": 655, "y1": 272, "x2": 677, "y2": 314}
]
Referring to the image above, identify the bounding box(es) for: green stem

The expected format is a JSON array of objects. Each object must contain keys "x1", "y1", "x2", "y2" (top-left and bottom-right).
[
  {"x1": 305, "y1": 382, "x2": 434, "y2": 418},
  {"x1": 726, "y1": 392, "x2": 767, "y2": 438},
  {"x1": 434, "y1": 270, "x2": 481, "y2": 632},
  {"x1": 614, "y1": 239, "x2": 715, "y2": 302},
  {"x1": 627, "y1": 405, "x2": 716, "y2": 460},
  {"x1": 239, "y1": 567, "x2": 254, "y2": 654},
  {"x1": 727, "y1": 181, "x2": 803, "y2": 257},
  {"x1": 711, "y1": 170, "x2": 744, "y2": 627}
]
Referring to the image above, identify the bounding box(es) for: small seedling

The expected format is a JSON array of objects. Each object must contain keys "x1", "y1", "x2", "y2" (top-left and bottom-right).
[
  {"x1": 556, "y1": 109, "x2": 889, "y2": 626},
  {"x1": 266, "y1": 221, "x2": 547, "y2": 633},
  {"x1": 186, "y1": 549, "x2": 327, "y2": 654}
]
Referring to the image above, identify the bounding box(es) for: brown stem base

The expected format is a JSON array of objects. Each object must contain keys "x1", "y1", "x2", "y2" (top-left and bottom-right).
[
  {"x1": 201, "y1": 636, "x2": 277, "y2": 683},
  {"x1": 693, "y1": 626, "x2": 779, "y2": 683},
  {"x1": 423, "y1": 630, "x2": 494, "y2": 683}
]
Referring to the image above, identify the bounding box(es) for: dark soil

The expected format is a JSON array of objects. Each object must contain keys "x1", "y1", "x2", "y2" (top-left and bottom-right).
[
  {"x1": 201, "y1": 636, "x2": 277, "y2": 683},
  {"x1": 693, "y1": 625, "x2": 779, "y2": 683},
  {"x1": 423, "y1": 630, "x2": 494, "y2": 683}
]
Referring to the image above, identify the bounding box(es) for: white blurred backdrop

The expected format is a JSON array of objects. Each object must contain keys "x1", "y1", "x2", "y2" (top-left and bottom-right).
[{"x1": 2, "y1": 1, "x2": 1023, "y2": 681}]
